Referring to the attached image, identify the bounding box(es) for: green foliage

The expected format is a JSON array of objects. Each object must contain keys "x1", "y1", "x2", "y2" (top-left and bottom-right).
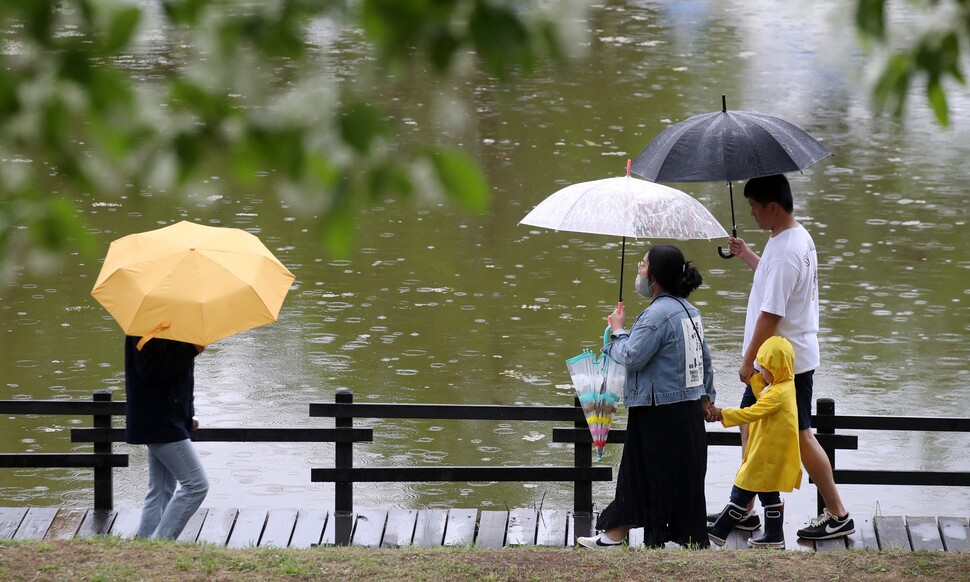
[
  {"x1": 425, "y1": 147, "x2": 489, "y2": 213},
  {"x1": 339, "y1": 101, "x2": 388, "y2": 155},
  {"x1": 856, "y1": 0, "x2": 886, "y2": 39},
  {"x1": 0, "y1": 0, "x2": 570, "y2": 282},
  {"x1": 857, "y1": 0, "x2": 968, "y2": 126},
  {"x1": 5, "y1": 0, "x2": 968, "y2": 284}
]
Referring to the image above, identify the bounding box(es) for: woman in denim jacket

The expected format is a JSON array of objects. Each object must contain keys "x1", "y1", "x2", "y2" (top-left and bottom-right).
[{"x1": 577, "y1": 245, "x2": 716, "y2": 549}]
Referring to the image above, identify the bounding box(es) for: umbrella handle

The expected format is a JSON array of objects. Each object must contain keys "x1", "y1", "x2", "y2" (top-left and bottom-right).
[
  {"x1": 718, "y1": 225, "x2": 737, "y2": 259},
  {"x1": 719, "y1": 179, "x2": 737, "y2": 259}
]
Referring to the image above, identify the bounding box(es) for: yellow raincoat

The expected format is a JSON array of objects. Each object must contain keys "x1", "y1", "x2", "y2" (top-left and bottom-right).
[{"x1": 721, "y1": 336, "x2": 803, "y2": 493}]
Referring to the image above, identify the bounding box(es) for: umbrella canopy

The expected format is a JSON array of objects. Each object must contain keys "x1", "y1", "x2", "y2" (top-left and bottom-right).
[
  {"x1": 519, "y1": 161, "x2": 727, "y2": 301},
  {"x1": 631, "y1": 95, "x2": 831, "y2": 257},
  {"x1": 565, "y1": 327, "x2": 626, "y2": 462},
  {"x1": 519, "y1": 175, "x2": 728, "y2": 240},
  {"x1": 91, "y1": 221, "x2": 296, "y2": 348}
]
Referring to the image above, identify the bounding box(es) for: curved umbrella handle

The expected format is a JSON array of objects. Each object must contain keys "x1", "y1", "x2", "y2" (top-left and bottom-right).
[{"x1": 718, "y1": 224, "x2": 737, "y2": 259}]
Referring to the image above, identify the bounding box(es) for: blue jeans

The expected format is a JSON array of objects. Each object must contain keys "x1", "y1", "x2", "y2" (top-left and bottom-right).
[
  {"x1": 729, "y1": 485, "x2": 781, "y2": 508},
  {"x1": 137, "y1": 439, "x2": 209, "y2": 539}
]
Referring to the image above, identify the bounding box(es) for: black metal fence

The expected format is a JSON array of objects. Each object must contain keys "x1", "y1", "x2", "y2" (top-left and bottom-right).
[
  {"x1": 1, "y1": 390, "x2": 968, "y2": 519},
  {"x1": 308, "y1": 388, "x2": 613, "y2": 516}
]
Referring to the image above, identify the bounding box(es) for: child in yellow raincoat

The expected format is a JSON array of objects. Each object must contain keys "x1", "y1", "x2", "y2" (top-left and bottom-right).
[{"x1": 708, "y1": 336, "x2": 802, "y2": 548}]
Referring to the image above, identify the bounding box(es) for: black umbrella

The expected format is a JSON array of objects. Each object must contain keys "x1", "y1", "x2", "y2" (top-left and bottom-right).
[{"x1": 631, "y1": 95, "x2": 832, "y2": 258}]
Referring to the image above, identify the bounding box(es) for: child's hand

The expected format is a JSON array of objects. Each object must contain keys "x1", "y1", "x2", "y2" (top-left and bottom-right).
[{"x1": 702, "y1": 399, "x2": 721, "y2": 422}]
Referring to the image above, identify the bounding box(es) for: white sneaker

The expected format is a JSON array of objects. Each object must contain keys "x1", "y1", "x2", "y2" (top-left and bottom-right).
[{"x1": 577, "y1": 533, "x2": 624, "y2": 549}]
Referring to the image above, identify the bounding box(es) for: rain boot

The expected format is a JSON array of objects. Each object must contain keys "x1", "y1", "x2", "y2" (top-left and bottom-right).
[
  {"x1": 748, "y1": 502, "x2": 785, "y2": 548},
  {"x1": 708, "y1": 502, "x2": 746, "y2": 546}
]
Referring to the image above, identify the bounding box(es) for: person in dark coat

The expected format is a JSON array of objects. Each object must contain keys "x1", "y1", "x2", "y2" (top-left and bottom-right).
[{"x1": 125, "y1": 335, "x2": 209, "y2": 539}]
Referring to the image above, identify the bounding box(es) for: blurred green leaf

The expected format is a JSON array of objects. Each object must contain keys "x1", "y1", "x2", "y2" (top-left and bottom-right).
[
  {"x1": 88, "y1": 69, "x2": 134, "y2": 112},
  {"x1": 173, "y1": 131, "x2": 204, "y2": 182},
  {"x1": 339, "y1": 101, "x2": 387, "y2": 155},
  {"x1": 856, "y1": 0, "x2": 967, "y2": 126},
  {"x1": 60, "y1": 48, "x2": 96, "y2": 86},
  {"x1": 873, "y1": 54, "x2": 912, "y2": 117},
  {"x1": 319, "y1": 181, "x2": 355, "y2": 256},
  {"x1": 103, "y1": 6, "x2": 142, "y2": 54},
  {"x1": 307, "y1": 152, "x2": 339, "y2": 188},
  {"x1": 34, "y1": 197, "x2": 96, "y2": 258},
  {"x1": 0, "y1": 67, "x2": 18, "y2": 118},
  {"x1": 162, "y1": 0, "x2": 209, "y2": 25},
  {"x1": 927, "y1": 80, "x2": 948, "y2": 126},
  {"x1": 428, "y1": 26, "x2": 460, "y2": 72},
  {"x1": 425, "y1": 148, "x2": 488, "y2": 212},
  {"x1": 237, "y1": 10, "x2": 306, "y2": 60},
  {"x1": 22, "y1": 0, "x2": 55, "y2": 46},
  {"x1": 360, "y1": 0, "x2": 458, "y2": 66},
  {"x1": 469, "y1": 2, "x2": 531, "y2": 76},
  {"x1": 0, "y1": 0, "x2": 573, "y2": 283},
  {"x1": 366, "y1": 160, "x2": 413, "y2": 201},
  {"x1": 856, "y1": 0, "x2": 885, "y2": 40},
  {"x1": 169, "y1": 80, "x2": 233, "y2": 125}
]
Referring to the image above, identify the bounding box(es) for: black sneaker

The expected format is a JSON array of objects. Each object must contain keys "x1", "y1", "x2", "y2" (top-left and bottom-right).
[
  {"x1": 796, "y1": 510, "x2": 855, "y2": 540},
  {"x1": 706, "y1": 509, "x2": 760, "y2": 531}
]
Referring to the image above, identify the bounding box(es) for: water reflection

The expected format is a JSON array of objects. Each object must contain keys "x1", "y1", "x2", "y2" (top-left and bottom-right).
[{"x1": 1, "y1": 0, "x2": 969, "y2": 521}]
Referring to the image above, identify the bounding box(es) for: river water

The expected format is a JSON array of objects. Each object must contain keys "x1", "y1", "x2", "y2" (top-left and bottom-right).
[{"x1": 2, "y1": 1, "x2": 969, "y2": 523}]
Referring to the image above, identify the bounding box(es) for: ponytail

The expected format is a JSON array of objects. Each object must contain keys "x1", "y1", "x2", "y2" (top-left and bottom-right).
[{"x1": 646, "y1": 245, "x2": 703, "y2": 299}]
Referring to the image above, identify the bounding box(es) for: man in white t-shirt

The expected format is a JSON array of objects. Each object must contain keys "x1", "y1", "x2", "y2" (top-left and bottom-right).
[{"x1": 717, "y1": 174, "x2": 854, "y2": 541}]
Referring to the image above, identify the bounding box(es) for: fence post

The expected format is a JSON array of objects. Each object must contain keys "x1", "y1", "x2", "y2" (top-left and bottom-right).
[
  {"x1": 334, "y1": 389, "x2": 354, "y2": 545},
  {"x1": 815, "y1": 397, "x2": 836, "y2": 516},
  {"x1": 573, "y1": 396, "x2": 593, "y2": 515},
  {"x1": 93, "y1": 390, "x2": 114, "y2": 511}
]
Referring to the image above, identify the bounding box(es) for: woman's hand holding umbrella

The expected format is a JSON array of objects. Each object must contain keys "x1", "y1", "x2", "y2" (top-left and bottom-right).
[{"x1": 607, "y1": 302, "x2": 626, "y2": 334}]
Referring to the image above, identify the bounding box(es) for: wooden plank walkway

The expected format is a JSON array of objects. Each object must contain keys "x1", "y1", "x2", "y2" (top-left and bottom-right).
[{"x1": 0, "y1": 507, "x2": 967, "y2": 551}]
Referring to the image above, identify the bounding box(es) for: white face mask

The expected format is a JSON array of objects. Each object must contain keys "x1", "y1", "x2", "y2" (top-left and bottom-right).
[{"x1": 635, "y1": 274, "x2": 654, "y2": 298}]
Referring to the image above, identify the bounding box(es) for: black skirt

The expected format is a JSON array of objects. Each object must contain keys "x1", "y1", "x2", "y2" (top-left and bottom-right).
[{"x1": 595, "y1": 398, "x2": 709, "y2": 548}]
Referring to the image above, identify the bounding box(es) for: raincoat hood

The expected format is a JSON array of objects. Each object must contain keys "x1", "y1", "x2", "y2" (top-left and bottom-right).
[{"x1": 757, "y1": 336, "x2": 795, "y2": 385}]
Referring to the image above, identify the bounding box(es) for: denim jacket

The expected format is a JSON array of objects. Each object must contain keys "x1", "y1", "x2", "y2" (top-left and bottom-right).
[{"x1": 602, "y1": 293, "x2": 715, "y2": 407}]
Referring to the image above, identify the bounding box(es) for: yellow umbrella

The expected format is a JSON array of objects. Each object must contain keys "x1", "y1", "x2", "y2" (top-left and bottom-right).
[{"x1": 91, "y1": 221, "x2": 296, "y2": 349}]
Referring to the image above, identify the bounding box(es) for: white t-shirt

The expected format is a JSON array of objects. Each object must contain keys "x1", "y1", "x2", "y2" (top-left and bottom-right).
[{"x1": 742, "y1": 224, "x2": 820, "y2": 374}]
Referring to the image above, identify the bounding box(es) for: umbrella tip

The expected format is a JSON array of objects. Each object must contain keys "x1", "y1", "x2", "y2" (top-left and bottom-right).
[
  {"x1": 626, "y1": 158, "x2": 631, "y2": 177},
  {"x1": 721, "y1": 94, "x2": 727, "y2": 112}
]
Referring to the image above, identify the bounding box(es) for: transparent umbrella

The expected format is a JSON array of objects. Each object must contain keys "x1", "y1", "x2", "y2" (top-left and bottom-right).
[
  {"x1": 520, "y1": 160, "x2": 728, "y2": 302},
  {"x1": 565, "y1": 327, "x2": 627, "y2": 461}
]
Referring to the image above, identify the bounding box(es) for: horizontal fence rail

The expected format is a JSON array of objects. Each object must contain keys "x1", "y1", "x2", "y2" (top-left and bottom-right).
[
  {"x1": 831, "y1": 470, "x2": 970, "y2": 487},
  {"x1": 310, "y1": 389, "x2": 612, "y2": 524},
  {"x1": 0, "y1": 453, "x2": 128, "y2": 469},
  {"x1": 2, "y1": 391, "x2": 970, "y2": 528},
  {"x1": 311, "y1": 466, "x2": 612, "y2": 483},
  {"x1": 810, "y1": 398, "x2": 970, "y2": 513},
  {"x1": 551, "y1": 427, "x2": 859, "y2": 450},
  {"x1": 814, "y1": 415, "x2": 970, "y2": 432},
  {"x1": 71, "y1": 427, "x2": 374, "y2": 444},
  {"x1": 309, "y1": 402, "x2": 585, "y2": 422},
  {"x1": 0, "y1": 400, "x2": 125, "y2": 416}
]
